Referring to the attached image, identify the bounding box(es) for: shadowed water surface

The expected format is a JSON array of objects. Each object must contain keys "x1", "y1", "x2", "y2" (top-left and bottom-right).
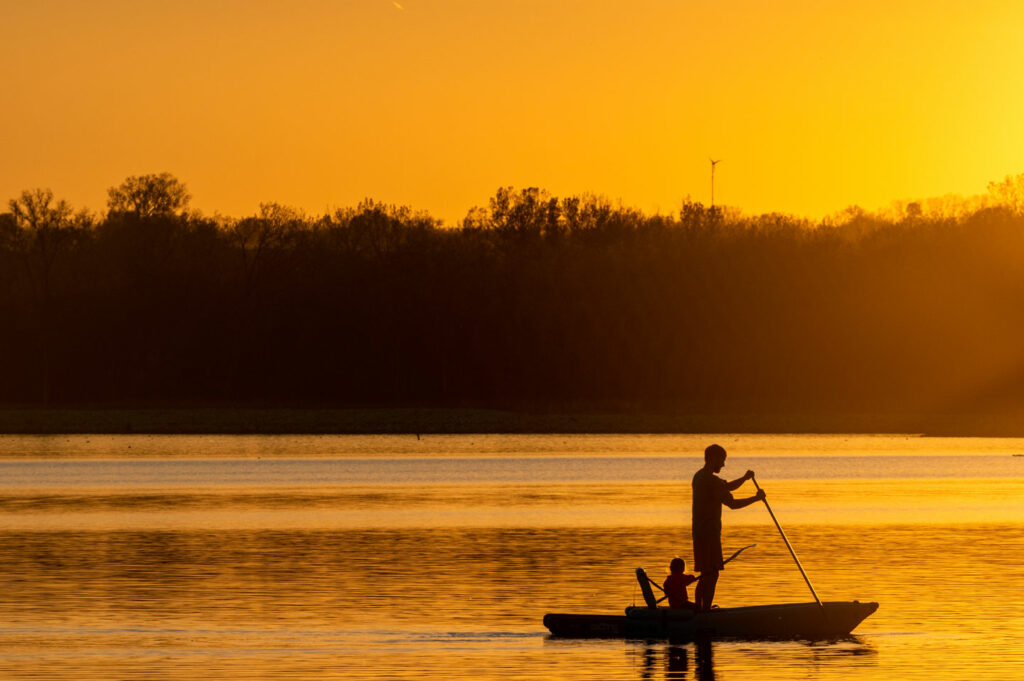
[{"x1": 0, "y1": 434, "x2": 1022, "y2": 680}]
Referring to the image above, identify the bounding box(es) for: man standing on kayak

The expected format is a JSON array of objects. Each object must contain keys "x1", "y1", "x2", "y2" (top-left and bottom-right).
[{"x1": 692, "y1": 443, "x2": 764, "y2": 612}]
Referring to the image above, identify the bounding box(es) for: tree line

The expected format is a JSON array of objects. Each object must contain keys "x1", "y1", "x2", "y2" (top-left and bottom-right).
[{"x1": 3, "y1": 172, "x2": 1024, "y2": 416}]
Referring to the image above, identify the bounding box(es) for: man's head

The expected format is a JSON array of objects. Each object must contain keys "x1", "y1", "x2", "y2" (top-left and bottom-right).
[
  {"x1": 704, "y1": 444, "x2": 727, "y2": 472},
  {"x1": 669, "y1": 557, "x2": 686, "y2": 574}
]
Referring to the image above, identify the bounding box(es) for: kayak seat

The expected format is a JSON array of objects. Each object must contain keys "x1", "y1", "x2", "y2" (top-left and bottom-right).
[{"x1": 635, "y1": 567, "x2": 659, "y2": 608}]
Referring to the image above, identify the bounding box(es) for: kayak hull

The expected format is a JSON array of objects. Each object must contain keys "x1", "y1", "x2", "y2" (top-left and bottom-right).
[{"x1": 544, "y1": 601, "x2": 878, "y2": 640}]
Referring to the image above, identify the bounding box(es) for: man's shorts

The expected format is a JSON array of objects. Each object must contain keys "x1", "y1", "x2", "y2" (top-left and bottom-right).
[{"x1": 692, "y1": 527, "x2": 724, "y2": 573}]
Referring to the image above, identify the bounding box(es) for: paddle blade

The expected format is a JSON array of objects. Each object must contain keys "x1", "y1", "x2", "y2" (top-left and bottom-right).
[{"x1": 723, "y1": 543, "x2": 756, "y2": 565}]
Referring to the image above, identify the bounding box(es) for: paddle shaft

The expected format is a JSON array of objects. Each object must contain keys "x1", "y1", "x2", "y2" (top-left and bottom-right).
[{"x1": 751, "y1": 477, "x2": 823, "y2": 607}]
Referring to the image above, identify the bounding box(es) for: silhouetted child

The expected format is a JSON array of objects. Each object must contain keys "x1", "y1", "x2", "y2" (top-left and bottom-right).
[{"x1": 662, "y1": 557, "x2": 698, "y2": 610}]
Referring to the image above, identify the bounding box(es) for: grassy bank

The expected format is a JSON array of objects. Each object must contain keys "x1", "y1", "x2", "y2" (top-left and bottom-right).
[{"x1": 0, "y1": 407, "x2": 1021, "y2": 436}]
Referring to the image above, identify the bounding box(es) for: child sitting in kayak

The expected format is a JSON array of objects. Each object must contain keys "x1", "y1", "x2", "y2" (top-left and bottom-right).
[{"x1": 663, "y1": 557, "x2": 698, "y2": 610}]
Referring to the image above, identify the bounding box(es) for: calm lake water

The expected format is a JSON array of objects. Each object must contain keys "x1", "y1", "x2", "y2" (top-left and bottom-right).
[{"x1": 1, "y1": 434, "x2": 1022, "y2": 680}]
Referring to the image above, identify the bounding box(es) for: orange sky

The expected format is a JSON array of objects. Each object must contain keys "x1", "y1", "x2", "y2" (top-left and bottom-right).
[{"x1": 2, "y1": 0, "x2": 1023, "y2": 223}]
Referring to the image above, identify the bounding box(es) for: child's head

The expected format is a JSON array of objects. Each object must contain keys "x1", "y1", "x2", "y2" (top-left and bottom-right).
[{"x1": 669, "y1": 557, "x2": 686, "y2": 574}]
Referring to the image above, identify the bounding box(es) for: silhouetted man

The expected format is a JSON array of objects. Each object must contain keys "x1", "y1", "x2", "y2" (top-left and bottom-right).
[{"x1": 692, "y1": 443, "x2": 764, "y2": 611}]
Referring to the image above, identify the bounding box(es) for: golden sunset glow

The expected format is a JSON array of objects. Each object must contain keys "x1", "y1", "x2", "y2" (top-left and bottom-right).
[
  {"x1": 4, "y1": 0, "x2": 1024, "y2": 221},
  {"x1": 5, "y1": 5, "x2": 1024, "y2": 678}
]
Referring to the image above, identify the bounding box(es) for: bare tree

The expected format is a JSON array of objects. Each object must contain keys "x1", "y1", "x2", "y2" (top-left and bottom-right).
[
  {"x1": 228, "y1": 202, "x2": 305, "y2": 298},
  {"x1": 987, "y1": 173, "x2": 1024, "y2": 214},
  {"x1": 7, "y1": 189, "x2": 87, "y2": 403},
  {"x1": 107, "y1": 172, "x2": 191, "y2": 218}
]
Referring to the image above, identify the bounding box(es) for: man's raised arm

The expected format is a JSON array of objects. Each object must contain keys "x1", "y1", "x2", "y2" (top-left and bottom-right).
[
  {"x1": 725, "y1": 469, "x2": 756, "y2": 491},
  {"x1": 724, "y1": 488, "x2": 766, "y2": 510}
]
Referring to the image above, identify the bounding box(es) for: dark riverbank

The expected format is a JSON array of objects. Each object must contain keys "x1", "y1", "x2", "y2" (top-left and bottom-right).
[
  {"x1": 0, "y1": 408, "x2": 1020, "y2": 436},
  {"x1": 6, "y1": 188, "x2": 1024, "y2": 428}
]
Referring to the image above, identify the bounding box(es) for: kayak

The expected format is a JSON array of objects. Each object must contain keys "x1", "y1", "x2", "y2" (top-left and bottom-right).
[
  {"x1": 544, "y1": 475, "x2": 880, "y2": 642},
  {"x1": 543, "y1": 600, "x2": 879, "y2": 640}
]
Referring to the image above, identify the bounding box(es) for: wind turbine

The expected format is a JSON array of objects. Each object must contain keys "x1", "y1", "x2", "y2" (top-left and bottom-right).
[{"x1": 709, "y1": 158, "x2": 722, "y2": 208}]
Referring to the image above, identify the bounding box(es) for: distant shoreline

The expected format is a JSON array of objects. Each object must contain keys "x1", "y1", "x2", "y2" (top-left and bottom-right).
[{"x1": 0, "y1": 408, "x2": 1020, "y2": 437}]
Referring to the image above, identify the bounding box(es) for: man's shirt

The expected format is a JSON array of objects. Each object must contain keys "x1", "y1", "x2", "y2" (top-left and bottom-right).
[{"x1": 692, "y1": 467, "x2": 733, "y2": 534}]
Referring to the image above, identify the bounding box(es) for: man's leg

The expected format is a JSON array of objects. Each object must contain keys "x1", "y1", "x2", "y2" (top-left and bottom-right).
[{"x1": 695, "y1": 569, "x2": 719, "y2": 612}]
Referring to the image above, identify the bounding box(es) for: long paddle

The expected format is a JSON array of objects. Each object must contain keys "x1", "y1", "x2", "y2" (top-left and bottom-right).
[{"x1": 751, "y1": 476, "x2": 823, "y2": 608}]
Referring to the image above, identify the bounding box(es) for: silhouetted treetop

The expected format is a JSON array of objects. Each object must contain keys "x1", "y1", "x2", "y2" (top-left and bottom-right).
[
  {"x1": 330, "y1": 199, "x2": 440, "y2": 258},
  {"x1": 8, "y1": 188, "x2": 74, "y2": 233},
  {"x1": 5, "y1": 188, "x2": 88, "y2": 273},
  {"x1": 107, "y1": 172, "x2": 190, "y2": 218},
  {"x1": 463, "y1": 187, "x2": 653, "y2": 243},
  {"x1": 987, "y1": 173, "x2": 1024, "y2": 214}
]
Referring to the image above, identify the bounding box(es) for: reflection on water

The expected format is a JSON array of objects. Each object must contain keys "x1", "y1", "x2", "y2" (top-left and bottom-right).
[
  {"x1": 695, "y1": 641, "x2": 713, "y2": 681},
  {"x1": 668, "y1": 645, "x2": 690, "y2": 680},
  {"x1": 0, "y1": 434, "x2": 1022, "y2": 680},
  {"x1": 635, "y1": 644, "x2": 698, "y2": 681},
  {"x1": 632, "y1": 638, "x2": 881, "y2": 681}
]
